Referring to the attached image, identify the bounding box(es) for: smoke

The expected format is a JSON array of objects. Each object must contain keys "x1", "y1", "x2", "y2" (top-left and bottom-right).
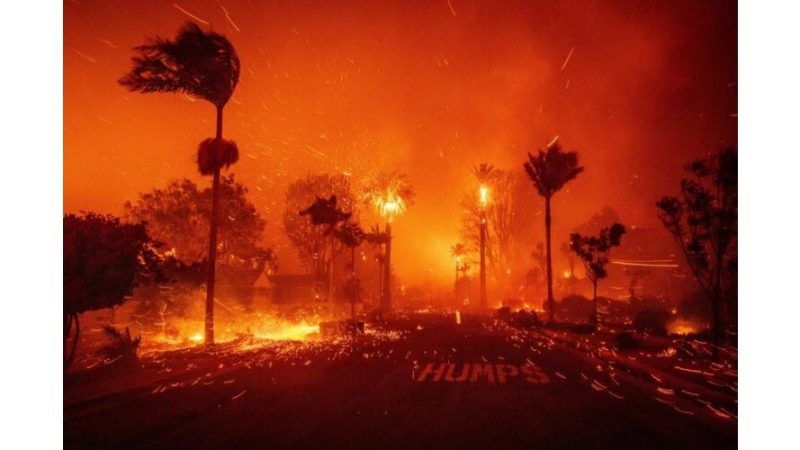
[{"x1": 65, "y1": 0, "x2": 736, "y2": 284}]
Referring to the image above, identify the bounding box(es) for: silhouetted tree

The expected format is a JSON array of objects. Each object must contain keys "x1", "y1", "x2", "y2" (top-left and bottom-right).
[
  {"x1": 656, "y1": 148, "x2": 737, "y2": 352},
  {"x1": 300, "y1": 195, "x2": 353, "y2": 229},
  {"x1": 64, "y1": 213, "x2": 161, "y2": 369},
  {"x1": 565, "y1": 206, "x2": 622, "y2": 293},
  {"x1": 120, "y1": 22, "x2": 241, "y2": 345},
  {"x1": 125, "y1": 176, "x2": 274, "y2": 310},
  {"x1": 333, "y1": 221, "x2": 366, "y2": 330},
  {"x1": 284, "y1": 174, "x2": 356, "y2": 279},
  {"x1": 524, "y1": 141, "x2": 584, "y2": 322},
  {"x1": 570, "y1": 223, "x2": 626, "y2": 325},
  {"x1": 98, "y1": 325, "x2": 141, "y2": 365},
  {"x1": 125, "y1": 176, "x2": 267, "y2": 265},
  {"x1": 364, "y1": 225, "x2": 390, "y2": 302},
  {"x1": 300, "y1": 195, "x2": 352, "y2": 303}
]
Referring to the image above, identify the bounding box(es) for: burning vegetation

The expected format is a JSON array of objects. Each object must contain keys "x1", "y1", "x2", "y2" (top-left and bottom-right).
[{"x1": 62, "y1": 4, "x2": 738, "y2": 448}]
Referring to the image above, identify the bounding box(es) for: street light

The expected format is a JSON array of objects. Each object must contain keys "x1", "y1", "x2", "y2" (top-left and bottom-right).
[
  {"x1": 479, "y1": 185, "x2": 489, "y2": 207},
  {"x1": 455, "y1": 254, "x2": 462, "y2": 287},
  {"x1": 478, "y1": 184, "x2": 489, "y2": 309},
  {"x1": 378, "y1": 194, "x2": 405, "y2": 312}
]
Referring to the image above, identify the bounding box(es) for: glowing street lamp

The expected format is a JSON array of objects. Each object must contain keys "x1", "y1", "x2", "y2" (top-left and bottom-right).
[
  {"x1": 455, "y1": 254, "x2": 462, "y2": 287},
  {"x1": 479, "y1": 185, "x2": 490, "y2": 208},
  {"x1": 376, "y1": 193, "x2": 406, "y2": 311},
  {"x1": 478, "y1": 184, "x2": 489, "y2": 309},
  {"x1": 382, "y1": 199, "x2": 401, "y2": 223}
]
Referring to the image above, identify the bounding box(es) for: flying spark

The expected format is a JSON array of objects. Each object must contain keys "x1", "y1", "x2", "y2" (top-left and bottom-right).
[
  {"x1": 173, "y1": 3, "x2": 210, "y2": 25},
  {"x1": 561, "y1": 45, "x2": 575, "y2": 71}
]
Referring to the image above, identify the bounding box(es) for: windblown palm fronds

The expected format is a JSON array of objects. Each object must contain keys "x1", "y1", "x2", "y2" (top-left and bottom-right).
[
  {"x1": 119, "y1": 22, "x2": 240, "y2": 108},
  {"x1": 197, "y1": 138, "x2": 239, "y2": 175}
]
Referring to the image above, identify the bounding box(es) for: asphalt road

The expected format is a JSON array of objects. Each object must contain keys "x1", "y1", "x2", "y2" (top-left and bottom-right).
[{"x1": 64, "y1": 313, "x2": 737, "y2": 450}]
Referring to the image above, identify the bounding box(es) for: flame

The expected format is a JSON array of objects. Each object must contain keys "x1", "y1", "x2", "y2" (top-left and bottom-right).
[
  {"x1": 143, "y1": 313, "x2": 322, "y2": 353},
  {"x1": 253, "y1": 322, "x2": 320, "y2": 341},
  {"x1": 667, "y1": 318, "x2": 700, "y2": 336}
]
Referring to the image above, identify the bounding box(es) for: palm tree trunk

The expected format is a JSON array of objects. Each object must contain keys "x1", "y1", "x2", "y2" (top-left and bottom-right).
[
  {"x1": 204, "y1": 105, "x2": 224, "y2": 346},
  {"x1": 64, "y1": 313, "x2": 80, "y2": 371},
  {"x1": 382, "y1": 223, "x2": 392, "y2": 311},
  {"x1": 351, "y1": 246, "x2": 356, "y2": 335},
  {"x1": 329, "y1": 233, "x2": 335, "y2": 313},
  {"x1": 710, "y1": 292, "x2": 721, "y2": 359},
  {"x1": 591, "y1": 281, "x2": 598, "y2": 326},
  {"x1": 377, "y1": 255, "x2": 383, "y2": 305},
  {"x1": 712, "y1": 212, "x2": 724, "y2": 360},
  {"x1": 479, "y1": 219, "x2": 487, "y2": 309},
  {"x1": 545, "y1": 195, "x2": 554, "y2": 323}
]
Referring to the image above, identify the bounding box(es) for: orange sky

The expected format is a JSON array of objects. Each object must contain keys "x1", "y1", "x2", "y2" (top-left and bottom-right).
[{"x1": 64, "y1": 0, "x2": 736, "y2": 284}]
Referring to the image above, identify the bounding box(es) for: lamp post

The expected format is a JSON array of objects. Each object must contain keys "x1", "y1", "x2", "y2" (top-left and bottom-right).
[
  {"x1": 478, "y1": 184, "x2": 489, "y2": 310},
  {"x1": 455, "y1": 255, "x2": 461, "y2": 288},
  {"x1": 381, "y1": 199, "x2": 400, "y2": 312}
]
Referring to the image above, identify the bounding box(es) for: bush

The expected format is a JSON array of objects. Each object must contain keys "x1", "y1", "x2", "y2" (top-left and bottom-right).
[
  {"x1": 496, "y1": 307, "x2": 540, "y2": 328},
  {"x1": 98, "y1": 326, "x2": 141, "y2": 364}
]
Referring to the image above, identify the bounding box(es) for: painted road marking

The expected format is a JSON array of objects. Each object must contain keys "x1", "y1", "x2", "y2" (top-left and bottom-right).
[{"x1": 415, "y1": 363, "x2": 550, "y2": 384}]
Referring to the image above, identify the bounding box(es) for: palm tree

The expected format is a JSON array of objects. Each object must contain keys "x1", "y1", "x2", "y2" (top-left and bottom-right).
[
  {"x1": 120, "y1": 22, "x2": 241, "y2": 345},
  {"x1": 361, "y1": 171, "x2": 415, "y2": 311},
  {"x1": 523, "y1": 141, "x2": 583, "y2": 323},
  {"x1": 472, "y1": 163, "x2": 498, "y2": 185},
  {"x1": 300, "y1": 196, "x2": 352, "y2": 306}
]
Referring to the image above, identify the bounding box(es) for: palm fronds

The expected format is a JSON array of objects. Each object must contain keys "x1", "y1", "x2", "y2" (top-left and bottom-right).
[
  {"x1": 197, "y1": 138, "x2": 239, "y2": 175},
  {"x1": 119, "y1": 22, "x2": 240, "y2": 107},
  {"x1": 523, "y1": 141, "x2": 584, "y2": 198}
]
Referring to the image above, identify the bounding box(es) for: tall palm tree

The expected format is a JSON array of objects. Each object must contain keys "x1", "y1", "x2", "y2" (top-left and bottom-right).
[
  {"x1": 120, "y1": 22, "x2": 241, "y2": 345},
  {"x1": 361, "y1": 171, "x2": 415, "y2": 311},
  {"x1": 523, "y1": 141, "x2": 583, "y2": 323}
]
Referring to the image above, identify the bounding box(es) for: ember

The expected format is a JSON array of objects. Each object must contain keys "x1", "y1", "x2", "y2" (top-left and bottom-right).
[{"x1": 54, "y1": 1, "x2": 743, "y2": 448}]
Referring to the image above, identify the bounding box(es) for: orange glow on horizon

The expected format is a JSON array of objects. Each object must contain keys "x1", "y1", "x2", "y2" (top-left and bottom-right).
[{"x1": 64, "y1": 0, "x2": 736, "y2": 286}]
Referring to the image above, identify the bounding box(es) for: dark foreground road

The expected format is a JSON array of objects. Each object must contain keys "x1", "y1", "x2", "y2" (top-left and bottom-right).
[{"x1": 64, "y1": 313, "x2": 736, "y2": 450}]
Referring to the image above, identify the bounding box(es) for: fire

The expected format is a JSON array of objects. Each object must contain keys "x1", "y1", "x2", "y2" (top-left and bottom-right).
[
  {"x1": 143, "y1": 313, "x2": 322, "y2": 353},
  {"x1": 667, "y1": 318, "x2": 701, "y2": 336},
  {"x1": 253, "y1": 322, "x2": 320, "y2": 341}
]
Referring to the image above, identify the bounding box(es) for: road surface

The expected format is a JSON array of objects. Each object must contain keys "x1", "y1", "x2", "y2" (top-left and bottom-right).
[{"x1": 64, "y1": 312, "x2": 737, "y2": 449}]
